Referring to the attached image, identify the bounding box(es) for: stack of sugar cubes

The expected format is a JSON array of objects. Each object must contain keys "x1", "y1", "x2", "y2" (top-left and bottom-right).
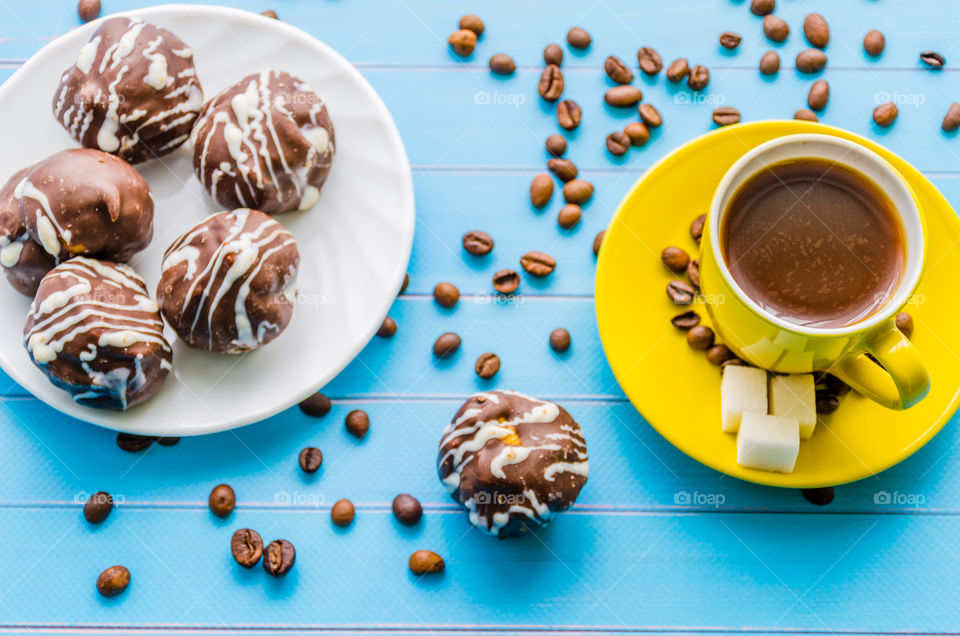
[{"x1": 721, "y1": 366, "x2": 818, "y2": 473}]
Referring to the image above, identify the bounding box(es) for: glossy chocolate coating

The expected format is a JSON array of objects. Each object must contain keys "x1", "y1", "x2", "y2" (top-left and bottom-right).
[{"x1": 0, "y1": 167, "x2": 56, "y2": 296}]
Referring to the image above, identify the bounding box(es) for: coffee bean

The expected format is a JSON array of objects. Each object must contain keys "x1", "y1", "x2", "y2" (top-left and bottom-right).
[
  {"x1": 763, "y1": 15, "x2": 790, "y2": 43},
  {"x1": 816, "y1": 390, "x2": 840, "y2": 415},
  {"x1": 392, "y1": 494, "x2": 423, "y2": 526},
  {"x1": 686, "y1": 259, "x2": 701, "y2": 289},
  {"x1": 474, "y1": 352, "x2": 501, "y2": 378},
  {"x1": 825, "y1": 374, "x2": 851, "y2": 396},
  {"x1": 690, "y1": 214, "x2": 706, "y2": 242},
  {"x1": 666, "y1": 58, "x2": 690, "y2": 83},
  {"x1": 96, "y1": 565, "x2": 130, "y2": 597},
  {"x1": 606, "y1": 131, "x2": 630, "y2": 156},
  {"x1": 796, "y1": 49, "x2": 827, "y2": 73},
  {"x1": 604, "y1": 56, "x2": 634, "y2": 84},
  {"x1": 543, "y1": 43, "x2": 563, "y2": 66},
  {"x1": 864, "y1": 30, "x2": 885, "y2": 56},
  {"x1": 706, "y1": 344, "x2": 734, "y2": 365},
  {"x1": 530, "y1": 174, "x2": 554, "y2": 208},
  {"x1": 538, "y1": 65, "x2": 564, "y2": 101},
  {"x1": 116, "y1": 432, "x2": 154, "y2": 452},
  {"x1": 712, "y1": 106, "x2": 741, "y2": 126},
  {"x1": 802, "y1": 487, "x2": 835, "y2": 506},
  {"x1": 299, "y1": 393, "x2": 331, "y2": 417},
  {"x1": 592, "y1": 230, "x2": 606, "y2": 257},
  {"x1": 377, "y1": 316, "x2": 397, "y2": 338},
  {"x1": 688, "y1": 65, "x2": 710, "y2": 91},
  {"x1": 557, "y1": 204, "x2": 581, "y2": 229},
  {"x1": 260, "y1": 10, "x2": 278, "y2": 19},
  {"x1": 920, "y1": 51, "x2": 946, "y2": 69},
  {"x1": 345, "y1": 409, "x2": 370, "y2": 438},
  {"x1": 720, "y1": 357, "x2": 749, "y2": 370},
  {"x1": 156, "y1": 436, "x2": 180, "y2": 446},
  {"x1": 566, "y1": 27, "x2": 591, "y2": 49},
  {"x1": 409, "y1": 550, "x2": 445, "y2": 575},
  {"x1": 459, "y1": 14, "x2": 484, "y2": 37},
  {"x1": 231, "y1": 528, "x2": 263, "y2": 568},
  {"x1": 549, "y1": 328, "x2": 571, "y2": 352},
  {"x1": 604, "y1": 85, "x2": 643, "y2": 107},
  {"x1": 661, "y1": 246, "x2": 690, "y2": 273},
  {"x1": 667, "y1": 280, "x2": 696, "y2": 305},
  {"x1": 873, "y1": 102, "x2": 898, "y2": 127},
  {"x1": 944, "y1": 103, "x2": 960, "y2": 132},
  {"x1": 493, "y1": 269, "x2": 520, "y2": 294},
  {"x1": 803, "y1": 13, "x2": 829, "y2": 48},
  {"x1": 638, "y1": 103, "x2": 663, "y2": 128},
  {"x1": 433, "y1": 282, "x2": 460, "y2": 308},
  {"x1": 563, "y1": 179, "x2": 594, "y2": 204},
  {"x1": 331, "y1": 498, "x2": 355, "y2": 527},
  {"x1": 556, "y1": 100, "x2": 582, "y2": 130},
  {"x1": 520, "y1": 251, "x2": 557, "y2": 277},
  {"x1": 489, "y1": 54, "x2": 516, "y2": 75},
  {"x1": 759, "y1": 51, "x2": 780, "y2": 75},
  {"x1": 719, "y1": 32, "x2": 742, "y2": 50},
  {"x1": 77, "y1": 0, "x2": 100, "y2": 22},
  {"x1": 548, "y1": 158, "x2": 578, "y2": 182},
  {"x1": 83, "y1": 491, "x2": 114, "y2": 524},
  {"x1": 545, "y1": 134, "x2": 567, "y2": 157},
  {"x1": 896, "y1": 311, "x2": 914, "y2": 338},
  {"x1": 624, "y1": 122, "x2": 650, "y2": 146},
  {"x1": 463, "y1": 230, "x2": 494, "y2": 256},
  {"x1": 686, "y1": 325, "x2": 715, "y2": 351},
  {"x1": 400, "y1": 273, "x2": 409, "y2": 294},
  {"x1": 807, "y1": 80, "x2": 829, "y2": 110},
  {"x1": 298, "y1": 447, "x2": 323, "y2": 473},
  {"x1": 209, "y1": 484, "x2": 236, "y2": 518},
  {"x1": 750, "y1": 0, "x2": 775, "y2": 16},
  {"x1": 671, "y1": 311, "x2": 701, "y2": 330},
  {"x1": 636, "y1": 47, "x2": 662, "y2": 75},
  {"x1": 433, "y1": 331, "x2": 461, "y2": 359},
  {"x1": 448, "y1": 30, "x2": 477, "y2": 57},
  {"x1": 263, "y1": 539, "x2": 296, "y2": 577},
  {"x1": 794, "y1": 108, "x2": 818, "y2": 122}
]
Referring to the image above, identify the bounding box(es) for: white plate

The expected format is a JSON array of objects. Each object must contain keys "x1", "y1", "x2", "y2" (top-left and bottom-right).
[{"x1": 0, "y1": 4, "x2": 414, "y2": 435}]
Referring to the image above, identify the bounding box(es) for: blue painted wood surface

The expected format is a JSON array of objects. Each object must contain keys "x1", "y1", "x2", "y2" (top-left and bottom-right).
[{"x1": 1, "y1": 0, "x2": 959, "y2": 632}]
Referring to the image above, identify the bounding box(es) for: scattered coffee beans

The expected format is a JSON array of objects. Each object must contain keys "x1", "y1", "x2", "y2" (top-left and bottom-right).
[
  {"x1": 944, "y1": 103, "x2": 960, "y2": 132},
  {"x1": 83, "y1": 491, "x2": 113, "y2": 524},
  {"x1": 556, "y1": 100, "x2": 582, "y2": 130},
  {"x1": 712, "y1": 106, "x2": 741, "y2": 126},
  {"x1": 538, "y1": 65, "x2": 565, "y2": 101},
  {"x1": 671, "y1": 310, "x2": 701, "y2": 330},
  {"x1": 624, "y1": 122, "x2": 650, "y2": 146},
  {"x1": 409, "y1": 550, "x2": 445, "y2": 575},
  {"x1": 667, "y1": 280, "x2": 696, "y2": 305},
  {"x1": 661, "y1": 246, "x2": 690, "y2": 273},
  {"x1": 721, "y1": 357, "x2": 748, "y2": 370},
  {"x1": 824, "y1": 373, "x2": 851, "y2": 397},
  {"x1": 209, "y1": 484, "x2": 236, "y2": 518},
  {"x1": 750, "y1": 0, "x2": 775, "y2": 16},
  {"x1": 298, "y1": 447, "x2": 323, "y2": 473},
  {"x1": 803, "y1": 13, "x2": 830, "y2": 48},
  {"x1": 263, "y1": 539, "x2": 296, "y2": 577},
  {"x1": 530, "y1": 174, "x2": 554, "y2": 207},
  {"x1": 864, "y1": 30, "x2": 885, "y2": 56},
  {"x1": 686, "y1": 325, "x2": 715, "y2": 350},
  {"x1": 604, "y1": 85, "x2": 643, "y2": 107},
  {"x1": 896, "y1": 311, "x2": 914, "y2": 338},
  {"x1": 794, "y1": 108, "x2": 818, "y2": 122},
  {"x1": 763, "y1": 15, "x2": 790, "y2": 43},
  {"x1": 433, "y1": 282, "x2": 460, "y2": 308},
  {"x1": 345, "y1": 409, "x2": 370, "y2": 438},
  {"x1": 593, "y1": 230, "x2": 606, "y2": 256},
  {"x1": 690, "y1": 214, "x2": 706, "y2": 242},
  {"x1": 816, "y1": 390, "x2": 840, "y2": 415},
  {"x1": 606, "y1": 131, "x2": 630, "y2": 156},
  {"x1": 666, "y1": 58, "x2": 690, "y2": 83},
  {"x1": 638, "y1": 103, "x2": 663, "y2": 128},
  {"x1": 706, "y1": 344, "x2": 734, "y2": 365},
  {"x1": 548, "y1": 158, "x2": 578, "y2": 181},
  {"x1": 392, "y1": 494, "x2": 423, "y2": 526},
  {"x1": 796, "y1": 49, "x2": 827, "y2": 73},
  {"x1": 331, "y1": 498, "x2": 356, "y2": 526},
  {"x1": 802, "y1": 487, "x2": 835, "y2": 506},
  {"x1": 116, "y1": 432, "x2": 154, "y2": 452},
  {"x1": 77, "y1": 0, "x2": 100, "y2": 22},
  {"x1": 636, "y1": 47, "x2": 663, "y2": 75},
  {"x1": 807, "y1": 80, "x2": 829, "y2": 110},
  {"x1": 459, "y1": 14, "x2": 484, "y2": 37},
  {"x1": 474, "y1": 352, "x2": 501, "y2": 378},
  {"x1": 400, "y1": 273, "x2": 410, "y2": 294},
  {"x1": 719, "y1": 32, "x2": 742, "y2": 50},
  {"x1": 759, "y1": 50, "x2": 780, "y2": 75},
  {"x1": 231, "y1": 528, "x2": 263, "y2": 568},
  {"x1": 557, "y1": 202, "x2": 582, "y2": 229},
  {"x1": 563, "y1": 179, "x2": 594, "y2": 204},
  {"x1": 260, "y1": 10, "x2": 278, "y2": 19},
  {"x1": 687, "y1": 259, "x2": 700, "y2": 289},
  {"x1": 873, "y1": 102, "x2": 898, "y2": 127},
  {"x1": 489, "y1": 54, "x2": 516, "y2": 75},
  {"x1": 543, "y1": 43, "x2": 563, "y2": 66},
  {"x1": 493, "y1": 269, "x2": 520, "y2": 294},
  {"x1": 433, "y1": 332, "x2": 462, "y2": 358},
  {"x1": 377, "y1": 316, "x2": 397, "y2": 338},
  {"x1": 299, "y1": 392, "x2": 331, "y2": 417},
  {"x1": 566, "y1": 27, "x2": 591, "y2": 49},
  {"x1": 688, "y1": 65, "x2": 710, "y2": 91},
  {"x1": 545, "y1": 134, "x2": 567, "y2": 157},
  {"x1": 156, "y1": 437, "x2": 180, "y2": 447},
  {"x1": 448, "y1": 30, "x2": 477, "y2": 57},
  {"x1": 920, "y1": 51, "x2": 946, "y2": 69},
  {"x1": 521, "y1": 251, "x2": 557, "y2": 276},
  {"x1": 96, "y1": 565, "x2": 130, "y2": 597},
  {"x1": 463, "y1": 230, "x2": 494, "y2": 256},
  {"x1": 549, "y1": 328, "x2": 572, "y2": 352},
  {"x1": 604, "y1": 56, "x2": 634, "y2": 83}
]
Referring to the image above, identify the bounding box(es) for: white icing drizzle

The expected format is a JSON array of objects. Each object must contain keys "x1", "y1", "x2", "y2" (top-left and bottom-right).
[
  {"x1": 0, "y1": 240, "x2": 23, "y2": 269},
  {"x1": 14, "y1": 178, "x2": 71, "y2": 256}
]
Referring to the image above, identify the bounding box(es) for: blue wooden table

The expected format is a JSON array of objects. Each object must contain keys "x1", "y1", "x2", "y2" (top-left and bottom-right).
[{"x1": 1, "y1": 0, "x2": 959, "y2": 632}]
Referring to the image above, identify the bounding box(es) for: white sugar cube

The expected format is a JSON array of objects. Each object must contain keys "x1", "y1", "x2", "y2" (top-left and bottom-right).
[
  {"x1": 737, "y1": 412, "x2": 800, "y2": 473},
  {"x1": 769, "y1": 374, "x2": 817, "y2": 440},
  {"x1": 720, "y1": 366, "x2": 768, "y2": 433}
]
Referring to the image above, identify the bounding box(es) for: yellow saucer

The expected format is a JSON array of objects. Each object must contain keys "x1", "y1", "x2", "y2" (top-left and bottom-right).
[{"x1": 596, "y1": 120, "x2": 960, "y2": 488}]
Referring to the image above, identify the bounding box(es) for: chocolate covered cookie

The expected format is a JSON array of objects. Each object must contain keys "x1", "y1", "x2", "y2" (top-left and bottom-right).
[
  {"x1": 191, "y1": 69, "x2": 335, "y2": 214},
  {"x1": 24, "y1": 257, "x2": 172, "y2": 410},
  {"x1": 0, "y1": 167, "x2": 56, "y2": 296},
  {"x1": 157, "y1": 208, "x2": 300, "y2": 353},
  {"x1": 438, "y1": 391, "x2": 589, "y2": 538},
  {"x1": 53, "y1": 17, "x2": 203, "y2": 164}
]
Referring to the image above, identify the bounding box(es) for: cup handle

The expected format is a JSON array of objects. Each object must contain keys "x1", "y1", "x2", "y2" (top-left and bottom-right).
[{"x1": 831, "y1": 322, "x2": 930, "y2": 410}]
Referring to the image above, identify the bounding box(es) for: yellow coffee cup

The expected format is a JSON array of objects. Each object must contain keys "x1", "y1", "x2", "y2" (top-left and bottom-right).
[{"x1": 700, "y1": 134, "x2": 930, "y2": 410}]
